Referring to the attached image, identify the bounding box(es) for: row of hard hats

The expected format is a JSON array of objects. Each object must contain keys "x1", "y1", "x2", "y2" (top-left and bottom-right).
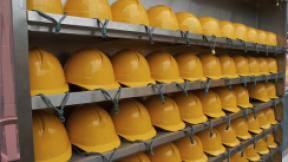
[
  {"x1": 29, "y1": 48, "x2": 278, "y2": 96},
  {"x1": 27, "y1": 0, "x2": 278, "y2": 46}
]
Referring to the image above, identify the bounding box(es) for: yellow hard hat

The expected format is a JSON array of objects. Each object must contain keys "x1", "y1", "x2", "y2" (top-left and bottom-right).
[
  {"x1": 147, "y1": 5, "x2": 179, "y2": 31},
  {"x1": 264, "y1": 108, "x2": 278, "y2": 125},
  {"x1": 248, "y1": 83, "x2": 270, "y2": 102},
  {"x1": 149, "y1": 143, "x2": 182, "y2": 162},
  {"x1": 247, "y1": 56, "x2": 261, "y2": 76},
  {"x1": 256, "y1": 111, "x2": 271, "y2": 129},
  {"x1": 111, "y1": 0, "x2": 149, "y2": 26},
  {"x1": 144, "y1": 96, "x2": 185, "y2": 131},
  {"x1": 215, "y1": 87, "x2": 240, "y2": 113},
  {"x1": 216, "y1": 124, "x2": 240, "y2": 147},
  {"x1": 176, "y1": 12, "x2": 202, "y2": 34},
  {"x1": 266, "y1": 134, "x2": 278, "y2": 149},
  {"x1": 175, "y1": 52, "x2": 206, "y2": 81},
  {"x1": 198, "y1": 129, "x2": 226, "y2": 156},
  {"x1": 118, "y1": 152, "x2": 151, "y2": 162},
  {"x1": 247, "y1": 114, "x2": 263, "y2": 134},
  {"x1": 64, "y1": 0, "x2": 112, "y2": 19},
  {"x1": 232, "y1": 85, "x2": 253, "y2": 108},
  {"x1": 231, "y1": 118, "x2": 251, "y2": 140},
  {"x1": 258, "y1": 57, "x2": 270, "y2": 75},
  {"x1": 196, "y1": 90, "x2": 225, "y2": 118},
  {"x1": 232, "y1": 55, "x2": 251, "y2": 77},
  {"x1": 230, "y1": 152, "x2": 249, "y2": 162},
  {"x1": 33, "y1": 111, "x2": 72, "y2": 162},
  {"x1": 199, "y1": 17, "x2": 221, "y2": 37},
  {"x1": 65, "y1": 49, "x2": 120, "y2": 90},
  {"x1": 27, "y1": 0, "x2": 63, "y2": 14},
  {"x1": 219, "y1": 21, "x2": 235, "y2": 39},
  {"x1": 173, "y1": 93, "x2": 208, "y2": 124},
  {"x1": 233, "y1": 23, "x2": 247, "y2": 41},
  {"x1": 199, "y1": 54, "x2": 223, "y2": 80},
  {"x1": 66, "y1": 105, "x2": 121, "y2": 153},
  {"x1": 265, "y1": 82, "x2": 279, "y2": 99},
  {"x1": 218, "y1": 54, "x2": 239, "y2": 79},
  {"x1": 112, "y1": 50, "x2": 155, "y2": 87},
  {"x1": 29, "y1": 48, "x2": 69, "y2": 96},
  {"x1": 255, "y1": 139, "x2": 270, "y2": 155},
  {"x1": 147, "y1": 52, "x2": 183, "y2": 84},
  {"x1": 257, "y1": 30, "x2": 267, "y2": 45},
  {"x1": 112, "y1": 99, "x2": 156, "y2": 141},
  {"x1": 175, "y1": 136, "x2": 208, "y2": 162},
  {"x1": 244, "y1": 145, "x2": 261, "y2": 162},
  {"x1": 267, "y1": 57, "x2": 278, "y2": 74},
  {"x1": 266, "y1": 32, "x2": 277, "y2": 46},
  {"x1": 246, "y1": 28, "x2": 258, "y2": 43}
]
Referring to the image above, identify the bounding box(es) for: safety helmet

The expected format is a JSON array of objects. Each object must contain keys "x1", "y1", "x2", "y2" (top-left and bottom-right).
[
  {"x1": 149, "y1": 143, "x2": 182, "y2": 162},
  {"x1": 246, "y1": 28, "x2": 258, "y2": 43},
  {"x1": 196, "y1": 90, "x2": 225, "y2": 118},
  {"x1": 233, "y1": 23, "x2": 247, "y2": 41},
  {"x1": 144, "y1": 96, "x2": 185, "y2": 131},
  {"x1": 247, "y1": 114, "x2": 263, "y2": 135},
  {"x1": 258, "y1": 57, "x2": 270, "y2": 75},
  {"x1": 66, "y1": 105, "x2": 120, "y2": 153},
  {"x1": 176, "y1": 12, "x2": 203, "y2": 34},
  {"x1": 266, "y1": 32, "x2": 277, "y2": 46},
  {"x1": 175, "y1": 136, "x2": 208, "y2": 162},
  {"x1": 266, "y1": 134, "x2": 278, "y2": 149},
  {"x1": 267, "y1": 57, "x2": 278, "y2": 73},
  {"x1": 33, "y1": 111, "x2": 72, "y2": 162},
  {"x1": 65, "y1": 49, "x2": 119, "y2": 90},
  {"x1": 29, "y1": 48, "x2": 69, "y2": 96},
  {"x1": 232, "y1": 85, "x2": 253, "y2": 108},
  {"x1": 219, "y1": 21, "x2": 235, "y2": 39},
  {"x1": 111, "y1": 0, "x2": 149, "y2": 26},
  {"x1": 147, "y1": 5, "x2": 179, "y2": 31},
  {"x1": 64, "y1": 0, "x2": 112, "y2": 19},
  {"x1": 216, "y1": 124, "x2": 240, "y2": 147},
  {"x1": 112, "y1": 50, "x2": 155, "y2": 87},
  {"x1": 199, "y1": 17, "x2": 221, "y2": 37},
  {"x1": 215, "y1": 87, "x2": 240, "y2": 113},
  {"x1": 255, "y1": 139, "x2": 270, "y2": 155},
  {"x1": 147, "y1": 52, "x2": 183, "y2": 84},
  {"x1": 218, "y1": 54, "x2": 239, "y2": 79},
  {"x1": 231, "y1": 118, "x2": 251, "y2": 140},
  {"x1": 248, "y1": 83, "x2": 270, "y2": 102},
  {"x1": 173, "y1": 93, "x2": 208, "y2": 124},
  {"x1": 232, "y1": 55, "x2": 250, "y2": 76},
  {"x1": 244, "y1": 145, "x2": 261, "y2": 162},
  {"x1": 257, "y1": 30, "x2": 267, "y2": 45},
  {"x1": 27, "y1": 0, "x2": 63, "y2": 14},
  {"x1": 264, "y1": 108, "x2": 278, "y2": 125},
  {"x1": 112, "y1": 99, "x2": 156, "y2": 141},
  {"x1": 230, "y1": 152, "x2": 249, "y2": 162},
  {"x1": 265, "y1": 82, "x2": 278, "y2": 99},
  {"x1": 175, "y1": 52, "x2": 206, "y2": 81},
  {"x1": 199, "y1": 54, "x2": 223, "y2": 80},
  {"x1": 247, "y1": 56, "x2": 261, "y2": 76},
  {"x1": 256, "y1": 111, "x2": 271, "y2": 129},
  {"x1": 198, "y1": 129, "x2": 226, "y2": 156},
  {"x1": 118, "y1": 152, "x2": 151, "y2": 162}
]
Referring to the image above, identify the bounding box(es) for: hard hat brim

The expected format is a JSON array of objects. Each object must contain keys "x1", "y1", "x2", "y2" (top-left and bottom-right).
[
  {"x1": 257, "y1": 149, "x2": 270, "y2": 155},
  {"x1": 238, "y1": 103, "x2": 253, "y2": 109},
  {"x1": 207, "y1": 76, "x2": 222, "y2": 80},
  {"x1": 37, "y1": 144, "x2": 72, "y2": 162},
  {"x1": 184, "y1": 153, "x2": 208, "y2": 162},
  {"x1": 223, "y1": 139, "x2": 240, "y2": 147},
  {"x1": 251, "y1": 97, "x2": 270, "y2": 103},
  {"x1": 119, "y1": 79, "x2": 156, "y2": 88},
  {"x1": 155, "y1": 78, "x2": 184, "y2": 84},
  {"x1": 184, "y1": 115, "x2": 208, "y2": 125},
  {"x1": 31, "y1": 84, "x2": 69, "y2": 96},
  {"x1": 249, "y1": 129, "x2": 263, "y2": 135},
  {"x1": 205, "y1": 111, "x2": 226, "y2": 118},
  {"x1": 118, "y1": 128, "x2": 157, "y2": 142},
  {"x1": 224, "y1": 74, "x2": 239, "y2": 79},
  {"x1": 68, "y1": 81, "x2": 120, "y2": 91},
  {"x1": 155, "y1": 121, "x2": 185, "y2": 132},
  {"x1": 205, "y1": 145, "x2": 226, "y2": 156},
  {"x1": 223, "y1": 106, "x2": 240, "y2": 113},
  {"x1": 268, "y1": 143, "x2": 278, "y2": 149},
  {"x1": 260, "y1": 124, "x2": 271, "y2": 129},
  {"x1": 270, "y1": 120, "x2": 278, "y2": 125},
  {"x1": 237, "y1": 134, "x2": 252, "y2": 140},
  {"x1": 270, "y1": 96, "x2": 279, "y2": 99},
  {"x1": 183, "y1": 77, "x2": 207, "y2": 82}
]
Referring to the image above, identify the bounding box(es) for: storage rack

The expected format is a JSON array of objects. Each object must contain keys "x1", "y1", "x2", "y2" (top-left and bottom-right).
[{"x1": 6, "y1": 0, "x2": 287, "y2": 161}]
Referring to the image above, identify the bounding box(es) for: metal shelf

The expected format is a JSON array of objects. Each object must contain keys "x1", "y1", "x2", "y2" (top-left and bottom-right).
[{"x1": 69, "y1": 98, "x2": 281, "y2": 162}]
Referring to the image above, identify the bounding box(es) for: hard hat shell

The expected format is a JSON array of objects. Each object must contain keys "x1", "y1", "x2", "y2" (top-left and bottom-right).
[
  {"x1": 118, "y1": 152, "x2": 151, "y2": 162},
  {"x1": 215, "y1": 87, "x2": 240, "y2": 113},
  {"x1": 257, "y1": 30, "x2": 267, "y2": 45},
  {"x1": 112, "y1": 99, "x2": 156, "y2": 141},
  {"x1": 199, "y1": 54, "x2": 223, "y2": 80},
  {"x1": 27, "y1": 0, "x2": 63, "y2": 14},
  {"x1": 216, "y1": 124, "x2": 240, "y2": 147},
  {"x1": 244, "y1": 145, "x2": 261, "y2": 162},
  {"x1": 218, "y1": 54, "x2": 239, "y2": 79},
  {"x1": 247, "y1": 56, "x2": 261, "y2": 76},
  {"x1": 232, "y1": 55, "x2": 250, "y2": 77},
  {"x1": 33, "y1": 111, "x2": 72, "y2": 162},
  {"x1": 247, "y1": 114, "x2": 263, "y2": 135},
  {"x1": 233, "y1": 23, "x2": 247, "y2": 41},
  {"x1": 147, "y1": 52, "x2": 183, "y2": 84},
  {"x1": 64, "y1": 0, "x2": 112, "y2": 19},
  {"x1": 198, "y1": 129, "x2": 226, "y2": 156},
  {"x1": 264, "y1": 108, "x2": 278, "y2": 125},
  {"x1": 266, "y1": 32, "x2": 277, "y2": 46},
  {"x1": 232, "y1": 85, "x2": 253, "y2": 109},
  {"x1": 65, "y1": 49, "x2": 120, "y2": 90},
  {"x1": 112, "y1": 50, "x2": 155, "y2": 87},
  {"x1": 199, "y1": 17, "x2": 221, "y2": 37},
  {"x1": 144, "y1": 96, "x2": 185, "y2": 131},
  {"x1": 255, "y1": 139, "x2": 270, "y2": 155},
  {"x1": 219, "y1": 21, "x2": 235, "y2": 39},
  {"x1": 175, "y1": 136, "x2": 208, "y2": 162},
  {"x1": 257, "y1": 57, "x2": 270, "y2": 75},
  {"x1": 147, "y1": 5, "x2": 179, "y2": 31},
  {"x1": 267, "y1": 57, "x2": 278, "y2": 73},
  {"x1": 149, "y1": 143, "x2": 182, "y2": 162},
  {"x1": 246, "y1": 28, "x2": 258, "y2": 43},
  {"x1": 266, "y1": 134, "x2": 278, "y2": 149},
  {"x1": 230, "y1": 152, "x2": 249, "y2": 162},
  {"x1": 176, "y1": 12, "x2": 203, "y2": 34},
  {"x1": 111, "y1": 0, "x2": 149, "y2": 26},
  {"x1": 231, "y1": 118, "x2": 251, "y2": 140},
  {"x1": 175, "y1": 52, "x2": 206, "y2": 81},
  {"x1": 248, "y1": 83, "x2": 270, "y2": 102},
  {"x1": 196, "y1": 90, "x2": 225, "y2": 118},
  {"x1": 265, "y1": 82, "x2": 279, "y2": 99},
  {"x1": 173, "y1": 93, "x2": 208, "y2": 124},
  {"x1": 29, "y1": 48, "x2": 69, "y2": 96},
  {"x1": 66, "y1": 105, "x2": 121, "y2": 153},
  {"x1": 256, "y1": 111, "x2": 271, "y2": 129}
]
